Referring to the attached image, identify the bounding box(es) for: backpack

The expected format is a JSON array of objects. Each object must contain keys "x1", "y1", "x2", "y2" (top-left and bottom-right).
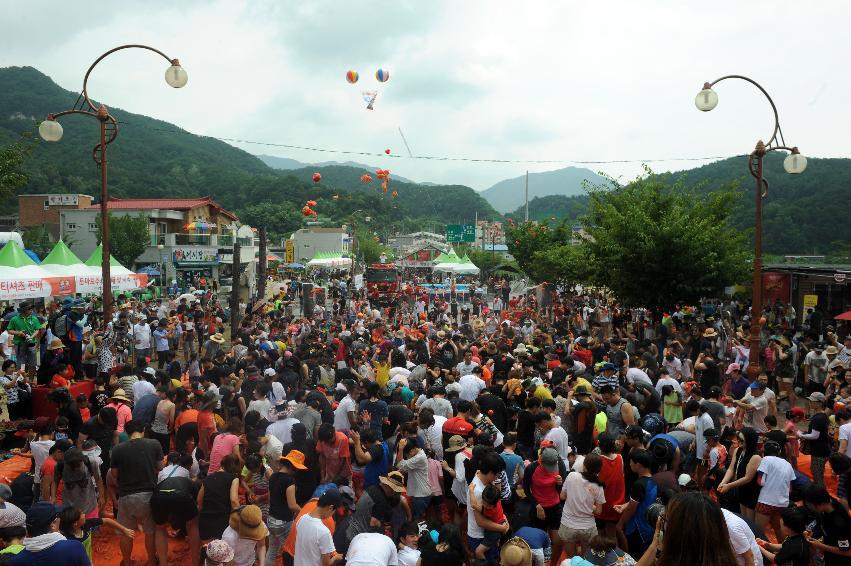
[{"x1": 53, "y1": 314, "x2": 68, "y2": 338}]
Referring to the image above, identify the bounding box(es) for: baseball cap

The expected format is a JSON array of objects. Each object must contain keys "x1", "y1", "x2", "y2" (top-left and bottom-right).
[
  {"x1": 750, "y1": 381, "x2": 766, "y2": 390},
  {"x1": 143, "y1": 367, "x2": 156, "y2": 376},
  {"x1": 807, "y1": 392, "x2": 826, "y2": 402},
  {"x1": 540, "y1": 447, "x2": 559, "y2": 472},
  {"x1": 677, "y1": 473, "x2": 693, "y2": 487},
  {"x1": 263, "y1": 368, "x2": 277, "y2": 377},
  {"x1": 26, "y1": 502, "x2": 62, "y2": 528},
  {"x1": 725, "y1": 362, "x2": 741, "y2": 375},
  {"x1": 317, "y1": 489, "x2": 343, "y2": 508}
]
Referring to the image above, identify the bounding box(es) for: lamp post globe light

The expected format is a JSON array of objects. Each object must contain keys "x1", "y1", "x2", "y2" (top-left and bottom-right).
[
  {"x1": 695, "y1": 74, "x2": 805, "y2": 379},
  {"x1": 39, "y1": 45, "x2": 186, "y2": 325}
]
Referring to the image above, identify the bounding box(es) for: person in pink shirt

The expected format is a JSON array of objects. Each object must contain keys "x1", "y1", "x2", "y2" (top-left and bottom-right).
[
  {"x1": 106, "y1": 389, "x2": 133, "y2": 433},
  {"x1": 208, "y1": 417, "x2": 243, "y2": 474}
]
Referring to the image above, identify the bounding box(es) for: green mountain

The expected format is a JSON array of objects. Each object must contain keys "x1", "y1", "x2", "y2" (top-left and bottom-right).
[
  {"x1": 481, "y1": 166, "x2": 607, "y2": 213},
  {"x1": 505, "y1": 154, "x2": 851, "y2": 255},
  {"x1": 0, "y1": 66, "x2": 499, "y2": 237}
]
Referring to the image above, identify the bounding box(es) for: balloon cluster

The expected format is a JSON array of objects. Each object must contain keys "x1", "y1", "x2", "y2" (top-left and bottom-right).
[
  {"x1": 302, "y1": 199, "x2": 318, "y2": 217},
  {"x1": 312, "y1": 172, "x2": 321, "y2": 183},
  {"x1": 375, "y1": 169, "x2": 391, "y2": 192},
  {"x1": 360, "y1": 174, "x2": 373, "y2": 184}
]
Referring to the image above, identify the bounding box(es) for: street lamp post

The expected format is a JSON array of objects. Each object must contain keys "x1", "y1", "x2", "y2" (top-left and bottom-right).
[
  {"x1": 39, "y1": 44, "x2": 187, "y2": 325},
  {"x1": 695, "y1": 75, "x2": 806, "y2": 379}
]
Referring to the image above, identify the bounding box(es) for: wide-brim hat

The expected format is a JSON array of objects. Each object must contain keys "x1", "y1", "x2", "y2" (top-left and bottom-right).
[
  {"x1": 210, "y1": 333, "x2": 225, "y2": 344},
  {"x1": 703, "y1": 328, "x2": 718, "y2": 338},
  {"x1": 47, "y1": 338, "x2": 65, "y2": 351},
  {"x1": 109, "y1": 388, "x2": 132, "y2": 404},
  {"x1": 199, "y1": 389, "x2": 220, "y2": 410},
  {"x1": 280, "y1": 449, "x2": 308, "y2": 470},
  {"x1": 228, "y1": 505, "x2": 268, "y2": 541},
  {"x1": 500, "y1": 537, "x2": 532, "y2": 566},
  {"x1": 379, "y1": 472, "x2": 406, "y2": 493}
]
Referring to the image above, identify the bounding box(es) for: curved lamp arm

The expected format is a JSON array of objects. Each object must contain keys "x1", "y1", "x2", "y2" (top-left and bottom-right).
[
  {"x1": 80, "y1": 44, "x2": 182, "y2": 112},
  {"x1": 705, "y1": 75, "x2": 784, "y2": 148}
]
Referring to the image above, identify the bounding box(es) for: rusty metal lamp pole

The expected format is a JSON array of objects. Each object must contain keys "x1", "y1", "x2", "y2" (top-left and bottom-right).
[
  {"x1": 695, "y1": 76, "x2": 807, "y2": 379},
  {"x1": 39, "y1": 45, "x2": 186, "y2": 326}
]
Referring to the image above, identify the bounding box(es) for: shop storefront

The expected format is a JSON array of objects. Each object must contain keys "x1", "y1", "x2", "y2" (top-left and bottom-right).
[
  {"x1": 172, "y1": 246, "x2": 221, "y2": 289},
  {"x1": 764, "y1": 264, "x2": 851, "y2": 322}
]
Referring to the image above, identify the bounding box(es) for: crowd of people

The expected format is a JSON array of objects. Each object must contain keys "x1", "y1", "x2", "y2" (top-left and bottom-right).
[{"x1": 0, "y1": 283, "x2": 848, "y2": 566}]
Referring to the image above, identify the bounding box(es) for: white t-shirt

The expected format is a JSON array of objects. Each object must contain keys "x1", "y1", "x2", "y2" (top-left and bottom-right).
[
  {"x1": 626, "y1": 367, "x2": 653, "y2": 387},
  {"x1": 560, "y1": 471, "x2": 605, "y2": 529},
  {"x1": 451, "y1": 450, "x2": 471, "y2": 504},
  {"x1": 458, "y1": 374, "x2": 486, "y2": 402},
  {"x1": 133, "y1": 323, "x2": 152, "y2": 349},
  {"x1": 722, "y1": 509, "x2": 764, "y2": 566},
  {"x1": 756, "y1": 455, "x2": 796, "y2": 507},
  {"x1": 133, "y1": 380, "x2": 156, "y2": 404},
  {"x1": 744, "y1": 393, "x2": 769, "y2": 433},
  {"x1": 839, "y1": 422, "x2": 851, "y2": 457},
  {"x1": 294, "y1": 514, "x2": 336, "y2": 566},
  {"x1": 222, "y1": 525, "x2": 261, "y2": 566},
  {"x1": 157, "y1": 463, "x2": 191, "y2": 483},
  {"x1": 544, "y1": 427, "x2": 571, "y2": 465},
  {"x1": 397, "y1": 545, "x2": 420, "y2": 566},
  {"x1": 655, "y1": 376, "x2": 684, "y2": 396},
  {"x1": 334, "y1": 395, "x2": 357, "y2": 431},
  {"x1": 466, "y1": 475, "x2": 488, "y2": 539},
  {"x1": 266, "y1": 417, "x2": 299, "y2": 446},
  {"x1": 0, "y1": 331, "x2": 12, "y2": 357},
  {"x1": 346, "y1": 533, "x2": 399, "y2": 566},
  {"x1": 30, "y1": 440, "x2": 54, "y2": 483},
  {"x1": 421, "y1": 415, "x2": 447, "y2": 460}
]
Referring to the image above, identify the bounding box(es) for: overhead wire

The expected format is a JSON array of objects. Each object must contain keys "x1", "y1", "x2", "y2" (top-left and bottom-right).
[{"x1": 112, "y1": 118, "x2": 735, "y2": 167}]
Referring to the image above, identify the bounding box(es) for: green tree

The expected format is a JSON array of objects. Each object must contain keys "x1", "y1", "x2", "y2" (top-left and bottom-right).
[
  {"x1": 239, "y1": 202, "x2": 303, "y2": 239},
  {"x1": 506, "y1": 220, "x2": 588, "y2": 285},
  {"x1": 96, "y1": 213, "x2": 150, "y2": 268},
  {"x1": 0, "y1": 130, "x2": 37, "y2": 203},
  {"x1": 355, "y1": 229, "x2": 393, "y2": 265},
  {"x1": 581, "y1": 171, "x2": 748, "y2": 309},
  {"x1": 21, "y1": 225, "x2": 54, "y2": 258},
  {"x1": 466, "y1": 248, "x2": 502, "y2": 274}
]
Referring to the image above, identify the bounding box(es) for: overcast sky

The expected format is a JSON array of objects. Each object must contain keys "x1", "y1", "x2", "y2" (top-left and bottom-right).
[{"x1": 2, "y1": 1, "x2": 848, "y2": 190}]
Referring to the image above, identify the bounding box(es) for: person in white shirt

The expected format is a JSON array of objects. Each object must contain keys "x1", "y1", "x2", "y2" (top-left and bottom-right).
[
  {"x1": 839, "y1": 411, "x2": 851, "y2": 457},
  {"x1": 625, "y1": 366, "x2": 653, "y2": 387},
  {"x1": 333, "y1": 380, "x2": 359, "y2": 433},
  {"x1": 396, "y1": 523, "x2": 421, "y2": 566},
  {"x1": 455, "y1": 351, "x2": 480, "y2": 377},
  {"x1": 655, "y1": 373, "x2": 684, "y2": 397},
  {"x1": 345, "y1": 532, "x2": 398, "y2": 566},
  {"x1": 755, "y1": 441, "x2": 796, "y2": 543},
  {"x1": 157, "y1": 453, "x2": 192, "y2": 482},
  {"x1": 735, "y1": 382, "x2": 769, "y2": 433},
  {"x1": 0, "y1": 329, "x2": 12, "y2": 359},
  {"x1": 266, "y1": 404, "x2": 299, "y2": 446},
  {"x1": 722, "y1": 507, "x2": 764, "y2": 566},
  {"x1": 458, "y1": 367, "x2": 486, "y2": 402},
  {"x1": 536, "y1": 413, "x2": 571, "y2": 466},
  {"x1": 418, "y1": 410, "x2": 447, "y2": 460},
  {"x1": 293, "y1": 490, "x2": 341, "y2": 566},
  {"x1": 132, "y1": 316, "x2": 152, "y2": 359},
  {"x1": 133, "y1": 368, "x2": 157, "y2": 404}
]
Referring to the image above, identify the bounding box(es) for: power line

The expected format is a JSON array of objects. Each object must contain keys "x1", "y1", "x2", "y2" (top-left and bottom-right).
[{"x1": 113, "y1": 119, "x2": 735, "y2": 167}]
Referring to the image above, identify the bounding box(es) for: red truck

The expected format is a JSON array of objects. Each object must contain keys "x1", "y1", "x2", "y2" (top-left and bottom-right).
[{"x1": 365, "y1": 264, "x2": 401, "y2": 306}]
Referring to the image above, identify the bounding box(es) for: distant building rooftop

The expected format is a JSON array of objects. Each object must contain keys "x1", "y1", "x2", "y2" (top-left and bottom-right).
[{"x1": 85, "y1": 196, "x2": 237, "y2": 220}]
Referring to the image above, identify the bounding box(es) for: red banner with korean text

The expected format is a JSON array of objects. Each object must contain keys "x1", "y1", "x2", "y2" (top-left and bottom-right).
[{"x1": 762, "y1": 272, "x2": 791, "y2": 304}]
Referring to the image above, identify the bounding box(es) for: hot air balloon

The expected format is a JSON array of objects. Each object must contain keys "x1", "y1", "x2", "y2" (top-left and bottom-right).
[
  {"x1": 346, "y1": 70, "x2": 359, "y2": 84},
  {"x1": 360, "y1": 174, "x2": 373, "y2": 184},
  {"x1": 375, "y1": 68, "x2": 390, "y2": 82}
]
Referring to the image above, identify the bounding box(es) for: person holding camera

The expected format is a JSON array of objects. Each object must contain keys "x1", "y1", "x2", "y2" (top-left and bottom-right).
[{"x1": 6, "y1": 303, "x2": 43, "y2": 375}]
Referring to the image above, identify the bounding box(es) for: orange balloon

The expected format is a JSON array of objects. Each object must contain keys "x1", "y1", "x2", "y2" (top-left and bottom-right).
[
  {"x1": 360, "y1": 174, "x2": 373, "y2": 184},
  {"x1": 312, "y1": 172, "x2": 321, "y2": 183},
  {"x1": 391, "y1": 191, "x2": 398, "y2": 198},
  {"x1": 306, "y1": 200, "x2": 317, "y2": 206}
]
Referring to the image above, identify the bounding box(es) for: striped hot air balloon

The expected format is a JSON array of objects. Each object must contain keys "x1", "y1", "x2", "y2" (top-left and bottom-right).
[
  {"x1": 346, "y1": 70, "x2": 359, "y2": 83},
  {"x1": 375, "y1": 68, "x2": 390, "y2": 82}
]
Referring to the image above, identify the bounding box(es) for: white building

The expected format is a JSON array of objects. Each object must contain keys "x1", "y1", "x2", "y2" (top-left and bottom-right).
[{"x1": 289, "y1": 227, "x2": 350, "y2": 262}]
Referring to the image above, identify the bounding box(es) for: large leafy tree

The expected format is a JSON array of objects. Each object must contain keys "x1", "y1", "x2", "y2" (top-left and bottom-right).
[
  {"x1": 582, "y1": 172, "x2": 748, "y2": 309},
  {"x1": 0, "y1": 131, "x2": 37, "y2": 203},
  {"x1": 21, "y1": 225, "x2": 54, "y2": 258},
  {"x1": 506, "y1": 220, "x2": 591, "y2": 287},
  {"x1": 96, "y1": 213, "x2": 150, "y2": 268}
]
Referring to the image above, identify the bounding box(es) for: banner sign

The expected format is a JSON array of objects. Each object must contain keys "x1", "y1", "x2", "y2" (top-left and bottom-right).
[
  {"x1": 285, "y1": 240, "x2": 295, "y2": 263},
  {"x1": 0, "y1": 278, "x2": 50, "y2": 299},
  {"x1": 172, "y1": 247, "x2": 220, "y2": 266},
  {"x1": 761, "y1": 272, "x2": 791, "y2": 304}
]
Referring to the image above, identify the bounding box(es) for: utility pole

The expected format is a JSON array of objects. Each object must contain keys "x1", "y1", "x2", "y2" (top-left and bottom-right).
[
  {"x1": 230, "y1": 242, "x2": 241, "y2": 339},
  {"x1": 524, "y1": 170, "x2": 529, "y2": 223},
  {"x1": 257, "y1": 227, "x2": 267, "y2": 301}
]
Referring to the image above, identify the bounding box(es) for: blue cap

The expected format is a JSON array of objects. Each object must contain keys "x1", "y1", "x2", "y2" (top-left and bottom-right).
[
  {"x1": 750, "y1": 381, "x2": 765, "y2": 389},
  {"x1": 26, "y1": 501, "x2": 62, "y2": 527},
  {"x1": 602, "y1": 362, "x2": 617, "y2": 371}
]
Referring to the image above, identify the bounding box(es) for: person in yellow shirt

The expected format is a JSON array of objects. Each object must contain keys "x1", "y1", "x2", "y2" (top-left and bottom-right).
[{"x1": 526, "y1": 378, "x2": 553, "y2": 401}]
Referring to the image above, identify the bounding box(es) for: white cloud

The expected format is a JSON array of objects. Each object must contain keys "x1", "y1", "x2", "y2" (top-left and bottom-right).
[{"x1": 1, "y1": 0, "x2": 848, "y2": 190}]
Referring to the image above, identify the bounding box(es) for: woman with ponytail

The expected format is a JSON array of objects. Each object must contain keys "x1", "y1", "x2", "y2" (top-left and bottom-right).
[{"x1": 557, "y1": 453, "x2": 607, "y2": 557}]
